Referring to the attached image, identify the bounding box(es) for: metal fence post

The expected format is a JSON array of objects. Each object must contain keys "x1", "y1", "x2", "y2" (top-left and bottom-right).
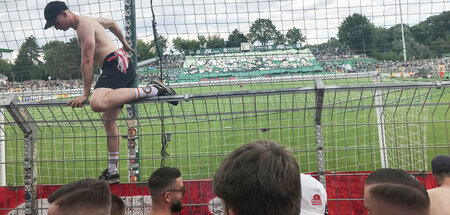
[
  {"x1": 125, "y1": 0, "x2": 140, "y2": 182},
  {"x1": 314, "y1": 79, "x2": 326, "y2": 187},
  {"x1": 5, "y1": 95, "x2": 38, "y2": 215}
]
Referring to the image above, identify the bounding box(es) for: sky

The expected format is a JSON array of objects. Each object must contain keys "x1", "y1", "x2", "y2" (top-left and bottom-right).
[{"x1": 0, "y1": 0, "x2": 449, "y2": 61}]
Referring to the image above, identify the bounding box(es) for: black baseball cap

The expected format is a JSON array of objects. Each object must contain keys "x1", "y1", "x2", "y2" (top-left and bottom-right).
[
  {"x1": 44, "y1": 1, "x2": 68, "y2": 29},
  {"x1": 431, "y1": 155, "x2": 450, "y2": 174}
]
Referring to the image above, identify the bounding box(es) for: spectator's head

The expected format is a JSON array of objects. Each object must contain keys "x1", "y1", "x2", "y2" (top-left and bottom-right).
[
  {"x1": 48, "y1": 178, "x2": 100, "y2": 204},
  {"x1": 213, "y1": 140, "x2": 301, "y2": 215},
  {"x1": 111, "y1": 194, "x2": 125, "y2": 215},
  {"x1": 364, "y1": 168, "x2": 430, "y2": 215},
  {"x1": 431, "y1": 155, "x2": 450, "y2": 186},
  {"x1": 48, "y1": 179, "x2": 111, "y2": 215},
  {"x1": 300, "y1": 174, "x2": 327, "y2": 215},
  {"x1": 147, "y1": 167, "x2": 184, "y2": 213}
]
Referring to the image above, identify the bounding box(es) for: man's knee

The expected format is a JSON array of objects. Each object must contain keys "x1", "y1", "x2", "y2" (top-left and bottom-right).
[{"x1": 90, "y1": 99, "x2": 106, "y2": 112}]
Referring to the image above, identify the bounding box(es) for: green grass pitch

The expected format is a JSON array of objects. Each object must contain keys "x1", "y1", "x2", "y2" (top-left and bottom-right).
[{"x1": 3, "y1": 77, "x2": 450, "y2": 185}]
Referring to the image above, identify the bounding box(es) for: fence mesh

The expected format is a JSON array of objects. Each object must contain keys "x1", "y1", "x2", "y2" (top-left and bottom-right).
[{"x1": 1, "y1": 0, "x2": 450, "y2": 215}]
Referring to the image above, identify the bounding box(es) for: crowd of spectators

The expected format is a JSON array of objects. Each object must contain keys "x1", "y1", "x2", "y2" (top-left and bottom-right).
[
  {"x1": 1, "y1": 79, "x2": 84, "y2": 92},
  {"x1": 3, "y1": 51, "x2": 449, "y2": 92},
  {"x1": 320, "y1": 60, "x2": 378, "y2": 73},
  {"x1": 318, "y1": 57, "x2": 450, "y2": 76},
  {"x1": 182, "y1": 54, "x2": 315, "y2": 76},
  {"x1": 377, "y1": 58, "x2": 450, "y2": 76},
  {"x1": 311, "y1": 46, "x2": 354, "y2": 61}
]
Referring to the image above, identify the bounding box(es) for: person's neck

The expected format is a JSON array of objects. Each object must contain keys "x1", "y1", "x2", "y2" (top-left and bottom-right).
[
  {"x1": 71, "y1": 14, "x2": 80, "y2": 30},
  {"x1": 149, "y1": 205, "x2": 171, "y2": 215},
  {"x1": 440, "y1": 177, "x2": 450, "y2": 187}
]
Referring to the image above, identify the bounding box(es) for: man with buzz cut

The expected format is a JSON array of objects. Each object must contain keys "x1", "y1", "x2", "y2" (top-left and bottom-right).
[
  {"x1": 364, "y1": 168, "x2": 430, "y2": 215},
  {"x1": 43, "y1": 1, "x2": 178, "y2": 183},
  {"x1": 47, "y1": 178, "x2": 112, "y2": 215},
  {"x1": 428, "y1": 155, "x2": 450, "y2": 215}
]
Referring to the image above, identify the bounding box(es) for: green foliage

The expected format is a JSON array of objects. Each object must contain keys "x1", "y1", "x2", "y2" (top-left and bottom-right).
[
  {"x1": 150, "y1": 35, "x2": 168, "y2": 56},
  {"x1": 206, "y1": 35, "x2": 226, "y2": 49},
  {"x1": 42, "y1": 38, "x2": 81, "y2": 80},
  {"x1": 431, "y1": 36, "x2": 450, "y2": 56},
  {"x1": 274, "y1": 32, "x2": 285, "y2": 45},
  {"x1": 338, "y1": 11, "x2": 450, "y2": 60},
  {"x1": 197, "y1": 35, "x2": 207, "y2": 49},
  {"x1": 137, "y1": 39, "x2": 155, "y2": 62},
  {"x1": 13, "y1": 36, "x2": 42, "y2": 81},
  {"x1": 247, "y1": 18, "x2": 283, "y2": 45},
  {"x1": 226, "y1": 29, "x2": 248, "y2": 47},
  {"x1": 338, "y1": 13, "x2": 375, "y2": 55},
  {"x1": 137, "y1": 36, "x2": 168, "y2": 62},
  {"x1": 0, "y1": 58, "x2": 13, "y2": 76},
  {"x1": 285, "y1": 27, "x2": 306, "y2": 44},
  {"x1": 172, "y1": 37, "x2": 201, "y2": 54}
]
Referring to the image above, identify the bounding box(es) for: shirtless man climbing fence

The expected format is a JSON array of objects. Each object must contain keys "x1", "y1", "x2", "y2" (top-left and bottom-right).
[{"x1": 43, "y1": 1, "x2": 178, "y2": 183}]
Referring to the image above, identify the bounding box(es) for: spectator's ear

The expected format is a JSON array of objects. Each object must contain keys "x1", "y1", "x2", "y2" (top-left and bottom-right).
[
  {"x1": 227, "y1": 208, "x2": 238, "y2": 215},
  {"x1": 222, "y1": 202, "x2": 238, "y2": 215},
  {"x1": 162, "y1": 191, "x2": 171, "y2": 203}
]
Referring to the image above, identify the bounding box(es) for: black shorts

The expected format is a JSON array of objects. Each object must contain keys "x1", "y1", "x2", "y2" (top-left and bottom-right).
[{"x1": 94, "y1": 52, "x2": 136, "y2": 89}]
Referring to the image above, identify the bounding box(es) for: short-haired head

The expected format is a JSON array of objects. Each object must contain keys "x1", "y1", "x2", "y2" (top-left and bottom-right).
[
  {"x1": 48, "y1": 178, "x2": 103, "y2": 204},
  {"x1": 147, "y1": 167, "x2": 182, "y2": 198},
  {"x1": 111, "y1": 194, "x2": 125, "y2": 215},
  {"x1": 49, "y1": 179, "x2": 111, "y2": 215},
  {"x1": 364, "y1": 168, "x2": 430, "y2": 215},
  {"x1": 431, "y1": 155, "x2": 450, "y2": 185},
  {"x1": 213, "y1": 140, "x2": 301, "y2": 215}
]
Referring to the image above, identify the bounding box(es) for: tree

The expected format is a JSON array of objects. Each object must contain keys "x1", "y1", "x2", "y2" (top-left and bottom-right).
[
  {"x1": 42, "y1": 37, "x2": 81, "y2": 80},
  {"x1": 247, "y1": 18, "x2": 282, "y2": 46},
  {"x1": 410, "y1": 22, "x2": 432, "y2": 45},
  {"x1": 65, "y1": 37, "x2": 83, "y2": 78},
  {"x1": 431, "y1": 36, "x2": 450, "y2": 56},
  {"x1": 338, "y1": 13, "x2": 375, "y2": 55},
  {"x1": 285, "y1": 27, "x2": 306, "y2": 44},
  {"x1": 172, "y1": 37, "x2": 201, "y2": 55},
  {"x1": 226, "y1": 29, "x2": 248, "y2": 47},
  {"x1": 13, "y1": 36, "x2": 42, "y2": 81},
  {"x1": 372, "y1": 27, "x2": 391, "y2": 52},
  {"x1": 149, "y1": 35, "x2": 168, "y2": 55},
  {"x1": 274, "y1": 32, "x2": 286, "y2": 45},
  {"x1": 137, "y1": 39, "x2": 155, "y2": 62},
  {"x1": 43, "y1": 40, "x2": 68, "y2": 79},
  {"x1": 197, "y1": 35, "x2": 207, "y2": 49},
  {"x1": 0, "y1": 58, "x2": 13, "y2": 77},
  {"x1": 206, "y1": 35, "x2": 226, "y2": 48}
]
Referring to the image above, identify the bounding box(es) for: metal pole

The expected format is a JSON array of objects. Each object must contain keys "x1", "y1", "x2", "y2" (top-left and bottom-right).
[
  {"x1": 5, "y1": 95, "x2": 38, "y2": 215},
  {"x1": 124, "y1": 0, "x2": 140, "y2": 182},
  {"x1": 399, "y1": 0, "x2": 407, "y2": 61},
  {"x1": 314, "y1": 79, "x2": 326, "y2": 188}
]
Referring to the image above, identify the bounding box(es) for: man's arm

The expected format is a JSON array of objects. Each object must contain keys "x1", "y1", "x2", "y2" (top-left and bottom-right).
[
  {"x1": 95, "y1": 18, "x2": 134, "y2": 52},
  {"x1": 66, "y1": 22, "x2": 95, "y2": 108}
]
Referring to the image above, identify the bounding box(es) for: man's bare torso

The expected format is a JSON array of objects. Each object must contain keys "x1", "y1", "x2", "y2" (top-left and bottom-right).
[{"x1": 76, "y1": 16, "x2": 118, "y2": 68}]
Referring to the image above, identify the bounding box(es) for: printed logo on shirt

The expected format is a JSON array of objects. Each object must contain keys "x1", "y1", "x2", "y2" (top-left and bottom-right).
[{"x1": 311, "y1": 194, "x2": 322, "y2": 206}]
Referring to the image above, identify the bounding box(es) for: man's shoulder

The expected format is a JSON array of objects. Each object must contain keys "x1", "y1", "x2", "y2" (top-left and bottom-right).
[
  {"x1": 78, "y1": 16, "x2": 101, "y2": 27},
  {"x1": 428, "y1": 186, "x2": 450, "y2": 197}
]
